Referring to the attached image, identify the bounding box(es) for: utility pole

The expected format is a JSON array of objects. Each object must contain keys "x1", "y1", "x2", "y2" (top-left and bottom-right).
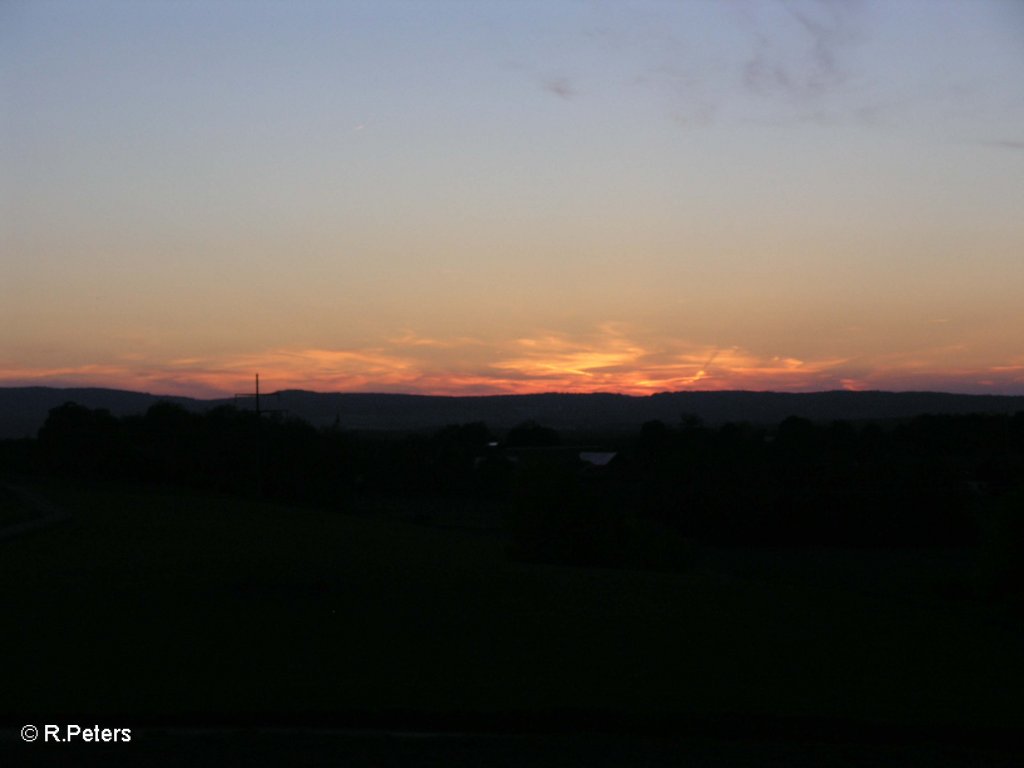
[
  {"x1": 235, "y1": 373, "x2": 262, "y2": 416},
  {"x1": 234, "y1": 373, "x2": 286, "y2": 417},
  {"x1": 233, "y1": 373, "x2": 286, "y2": 496}
]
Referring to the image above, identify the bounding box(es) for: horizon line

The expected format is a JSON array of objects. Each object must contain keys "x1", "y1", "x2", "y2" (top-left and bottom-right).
[{"x1": 5, "y1": 383, "x2": 1024, "y2": 401}]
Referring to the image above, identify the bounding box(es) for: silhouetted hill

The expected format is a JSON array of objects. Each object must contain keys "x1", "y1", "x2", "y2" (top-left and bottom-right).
[
  {"x1": 0, "y1": 387, "x2": 215, "y2": 439},
  {"x1": 2, "y1": 386, "x2": 1024, "y2": 439},
  {"x1": 278, "y1": 390, "x2": 1024, "y2": 433}
]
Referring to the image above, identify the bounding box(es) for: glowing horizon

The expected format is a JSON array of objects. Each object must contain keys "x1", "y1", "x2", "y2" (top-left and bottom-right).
[{"x1": 3, "y1": 324, "x2": 1022, "y2": 399}]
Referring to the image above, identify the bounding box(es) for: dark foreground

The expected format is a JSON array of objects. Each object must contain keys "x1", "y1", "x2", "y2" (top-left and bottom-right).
[
  {"x1": 3, "y1": 726, "x2": 1023, "y2": 768},
  {"x1": 1, "y1": 481, "x2": 1022, "y2": 765}
]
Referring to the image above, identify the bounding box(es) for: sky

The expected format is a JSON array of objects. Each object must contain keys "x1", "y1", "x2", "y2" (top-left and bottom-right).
[{"x1": 2, "y1": 0, "x2": 1023, "y2": 398}]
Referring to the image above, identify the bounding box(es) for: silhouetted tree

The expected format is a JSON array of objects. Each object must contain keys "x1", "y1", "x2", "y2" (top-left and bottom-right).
[
  {"x1": 38, "y1": 402, "x2": 125, "y2": 477},
  {"x1": 505, "y1": 420, "x2": 560, "y2": 447}
]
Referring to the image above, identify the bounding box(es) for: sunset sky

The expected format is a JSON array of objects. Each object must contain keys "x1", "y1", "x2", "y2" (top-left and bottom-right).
[{"x1": 3, "y1": 0, "x2": 1023, "y2": 397}]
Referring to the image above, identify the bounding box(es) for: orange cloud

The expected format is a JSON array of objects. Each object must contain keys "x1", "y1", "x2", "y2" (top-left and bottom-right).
[
  {"x1": 494, "y1": 331, "x2": 647, "y2": 380},
  {"x1": 2, "y1": 328, "x2": 1023, "y2": 397},
  {"x1": 160, "y1": 348, "x2": 420, "y2": 394},
  {"x1": 488, "y1": 328, "x2": 850, "y2": 394},
  {"x1": 0, "y1": 348, "x2": 419, "y2": 398}
]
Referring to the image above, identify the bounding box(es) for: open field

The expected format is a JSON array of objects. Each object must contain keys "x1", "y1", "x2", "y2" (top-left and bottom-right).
[{"x1": 1, "y1": 482, "x2": 1021, "y2": 744}]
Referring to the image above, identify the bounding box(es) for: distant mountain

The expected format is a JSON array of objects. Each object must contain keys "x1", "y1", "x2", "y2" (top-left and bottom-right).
[
  {"x1": 2, "y1": 386, "x2": 1024, "y2": 440},
  {"x1": 0, "y1": 387, "x2": 219, "y2": 439}
]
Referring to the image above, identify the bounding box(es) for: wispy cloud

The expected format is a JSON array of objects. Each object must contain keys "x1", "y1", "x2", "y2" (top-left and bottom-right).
[
  {"x1": 0, "y1": 361, "x2": 230, "y2": 398},
  {"x1": 3, "y1": 327, "x2": 1023, "y2": 397},
  {"x1": 164, "y1": 348, "x2": 419, "y2": 394},
  {"x1": 737, "y1": 0, "x2": 864, "y2": 114},
  {"x1": 979, "y1": 139, "x2": 1024, "y2": 151},
  {"x1": 387, "y1": 331, "x2": 485, "y2": 349},
  {"x1": 541, "y1": 76, "x2": 575, "y2": 101},
  {"x1": 486, "y1": 325, "x2": 850, "y2": 394},
  {"x1": 585, "y1": 0, "x2": 948, "y2": 128}
]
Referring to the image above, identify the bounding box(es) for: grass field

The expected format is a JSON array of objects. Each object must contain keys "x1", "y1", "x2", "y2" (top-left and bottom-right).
[{"x1": 1, "y1": 481, "x2": 1021, "y2": 736}]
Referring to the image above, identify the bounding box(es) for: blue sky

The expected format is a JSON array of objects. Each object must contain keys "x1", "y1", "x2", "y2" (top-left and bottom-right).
[{"x1": 2, "y1": 0, "x2": 1023, "y2": 396}]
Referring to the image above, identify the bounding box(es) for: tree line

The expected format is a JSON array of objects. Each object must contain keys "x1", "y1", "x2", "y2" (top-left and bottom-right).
[{"x1": 2, "y1": 401, "x2": 1023, "y2": 561}]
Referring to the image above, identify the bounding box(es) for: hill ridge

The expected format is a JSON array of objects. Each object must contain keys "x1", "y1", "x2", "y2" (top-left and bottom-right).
[{"x1": 3, "y1": 386, "x2": 1024, "y2": 439}]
